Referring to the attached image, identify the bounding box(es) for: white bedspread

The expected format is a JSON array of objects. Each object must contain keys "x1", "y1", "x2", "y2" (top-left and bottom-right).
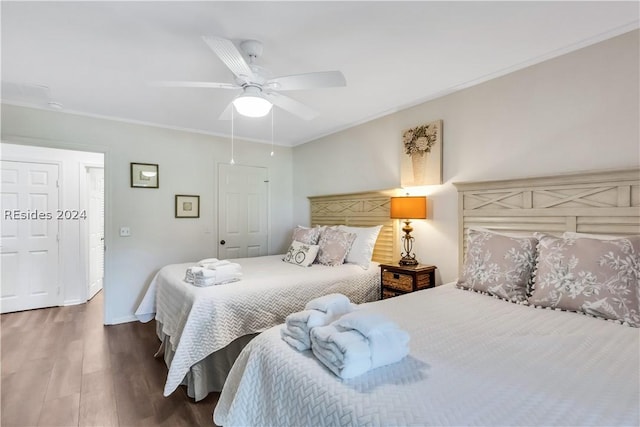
[
  {"x1": 215, "y1": 283, "x2": 640, "y2": 426},
  {"x1": 134, "y1": 255, "x2": 379, "y2": 397}
]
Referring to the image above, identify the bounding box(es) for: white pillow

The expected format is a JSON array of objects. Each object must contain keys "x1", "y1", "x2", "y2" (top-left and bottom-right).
[
  {"x1": 337, "y1": 225, "x2": 383, "y2": 269},
  {"x1": 283, "y1": 240, "x2": 319, "y2": 267}
]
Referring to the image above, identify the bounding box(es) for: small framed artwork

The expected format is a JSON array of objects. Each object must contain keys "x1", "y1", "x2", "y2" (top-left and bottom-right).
[
  {"x1": 175, "y1": 194, "x2": 200, "y2": 218},
  {"x1": 131, "y1": 163, "x2": 159, "y2": 188}
]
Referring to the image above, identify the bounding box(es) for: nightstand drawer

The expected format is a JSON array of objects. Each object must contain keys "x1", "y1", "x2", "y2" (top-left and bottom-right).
[{"x1": 382, "y1": 271, "x2": 413, "y2": 292}]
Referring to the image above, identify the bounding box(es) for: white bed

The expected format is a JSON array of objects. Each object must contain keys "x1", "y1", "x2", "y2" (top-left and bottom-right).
[
  {"x1": 214, "y1": 283, "x2": 639, "y2": 426},
  {"x1": 135, "y1": 255, "x2": 380, "y2": 399},
  {"x1": 214, "y1": 168, "x2": 640, "y2": 426},
  {"x1": 135, "y1": 191, "x2": 399, "y2": 401}
]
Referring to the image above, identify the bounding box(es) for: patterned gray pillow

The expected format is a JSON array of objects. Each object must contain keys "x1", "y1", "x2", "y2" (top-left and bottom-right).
[
  {"x1": 530, "y1": 233, "x2": 640, "y2": 327},
  {"x1": 316, "y1": 228, "x2": 357, "y2": 266},
  {"x1": 457, "y1": 228, "x2": 537, "y2": 302},
  {"x1": 291, "y1": 226, "x2": 321, "y2": 245}
]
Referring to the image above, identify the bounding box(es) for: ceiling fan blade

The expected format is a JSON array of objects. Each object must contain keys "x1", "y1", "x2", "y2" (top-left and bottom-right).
[
  {"x1": 267, "y1": 71, "x2": 346, "y2": 91},
  {"x1": 264, "y1": 92, "x2": 319, "y2": 120},
  {"x1": 150, "y1": 81, "x2": 238, "y2": 89},
  {"x1": 202, "y1": 36, "x2": 254, "y2": 80}
]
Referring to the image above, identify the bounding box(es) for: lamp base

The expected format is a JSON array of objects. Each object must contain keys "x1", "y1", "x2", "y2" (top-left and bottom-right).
[{"x1": 398, "y1": 255, "x2": 419, "y2": 266}]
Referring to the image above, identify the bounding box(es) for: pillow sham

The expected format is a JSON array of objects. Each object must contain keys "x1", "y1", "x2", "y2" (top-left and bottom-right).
[
  {"x1": 530, "y1": 233, "x2": 640, "y2": 327},
  {"x1": 283, "y1": 240, "x2": 319, "y2": 267},
  {"x1": 316, "y1": 228, "x2": 357, "y2": 266},
  {"x1": 291, "y1": 225, "x2": 322, "y2": 245},
  {"x1": 457, "y1": 228, "x2": 537, "y2": 303},
  {"x1": 337, "y1": 225, "x2": 382, "y2": 269}
]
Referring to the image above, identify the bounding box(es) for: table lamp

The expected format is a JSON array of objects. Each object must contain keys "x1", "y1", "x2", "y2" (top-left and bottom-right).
[{"x1": 390, "y1": 196, "x2": 427, "y2": 266}]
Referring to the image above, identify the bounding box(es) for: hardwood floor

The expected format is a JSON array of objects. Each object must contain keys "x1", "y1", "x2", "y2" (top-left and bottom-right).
[{"x1": 1, "y1": 291, "x2": 220, "y2": 427}]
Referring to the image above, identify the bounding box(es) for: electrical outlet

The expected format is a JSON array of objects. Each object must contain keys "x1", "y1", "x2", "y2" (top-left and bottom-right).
[{"x1": 120, "y1": 226, "x2": 131, "y2": 237}]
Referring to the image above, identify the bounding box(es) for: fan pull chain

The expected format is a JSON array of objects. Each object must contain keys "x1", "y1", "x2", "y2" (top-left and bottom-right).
[
  {"x1": 270, "y1": 108, "x2": 275, "y2": 157},
  {"x1": 230, "y1": 106, "x2": 235, "y2": 165}
]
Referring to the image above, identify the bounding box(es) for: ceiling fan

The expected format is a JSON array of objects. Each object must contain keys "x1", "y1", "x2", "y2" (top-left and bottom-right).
[{"x1": 154, "y1": 36, "x2": 346, "y2": 120}]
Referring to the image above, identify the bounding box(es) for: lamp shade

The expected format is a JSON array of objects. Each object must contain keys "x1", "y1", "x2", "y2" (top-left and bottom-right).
[{"x1": 390, "y1": 196, "x2": 427, "y2": 219}]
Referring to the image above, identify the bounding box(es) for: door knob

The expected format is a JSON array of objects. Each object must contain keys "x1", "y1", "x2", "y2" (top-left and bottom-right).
[{"x1": 220, "y1": 240, "x2": 226, "y2": 245}]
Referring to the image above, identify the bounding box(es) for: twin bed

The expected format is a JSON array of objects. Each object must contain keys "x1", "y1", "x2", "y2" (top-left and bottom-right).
[
  {"x1": 214, "y1": 168, "x2": 640, "y2": 426},
  {"x1": 135, "y1": 191, "x2": 398, "y2": 401}
]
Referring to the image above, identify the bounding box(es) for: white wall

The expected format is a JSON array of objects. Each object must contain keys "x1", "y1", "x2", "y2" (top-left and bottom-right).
[
  {"x1": 1, "y1": 109, "x2": 293, "y2": 323},
  {"x1": 1, "y1": 143, "x2": 104, "y2": 305},
  {"x1": 292, "y1": 30, "x2": 640, "y2": 285}
]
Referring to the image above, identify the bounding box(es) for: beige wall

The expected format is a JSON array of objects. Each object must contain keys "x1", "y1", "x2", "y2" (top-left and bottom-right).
[
  {"x1": 2, "y1": 29, "x2": 637, "y2": 320},
  {"x1": 293, "y1": 30, "x2": 640, "y2": 285},
  {"x1": 1, "y1": 108, "x2": 294, "y2": 323}
]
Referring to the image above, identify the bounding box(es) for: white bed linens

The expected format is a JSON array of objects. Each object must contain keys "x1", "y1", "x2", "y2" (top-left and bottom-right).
[
  {"x1": 134, "y1": 254, "x2": 379, "y2": 397},
  {"x1": 214, "y1": 283, "x2": 640, "y2": 427}
]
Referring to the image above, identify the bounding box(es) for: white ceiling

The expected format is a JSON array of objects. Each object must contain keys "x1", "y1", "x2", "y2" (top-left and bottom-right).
[{"x1": 2, "y1": 1, "x2": 638, "y2": 147}]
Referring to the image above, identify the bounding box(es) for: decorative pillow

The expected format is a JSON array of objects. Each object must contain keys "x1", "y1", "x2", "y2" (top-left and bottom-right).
[
  {"x1": 291, "y1": 225, "x2": 322, "y2": 245},
  {"x1": 337, "y1": 225, "x2": 382, "y2": 269},
  {"x1": 530, "y1": 233, "x2": 640, "y2": 327},
  {"x1": 283, "y1": 240, "x2": 319, "y2": 267},
  {"x1": 316, "y1": 228, "x2": 357, "y2": 266},
  {"x1": 456, "y1": 228, "x2": 537, "y2": 302}
]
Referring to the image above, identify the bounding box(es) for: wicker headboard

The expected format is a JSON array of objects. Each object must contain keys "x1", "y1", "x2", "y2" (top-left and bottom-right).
[
  {"x1": 308, "y1": 191, "x2": 398, "y2": 264},
  {"x1": 453, "y1": 168, "x2": 640, "y2": 273}
]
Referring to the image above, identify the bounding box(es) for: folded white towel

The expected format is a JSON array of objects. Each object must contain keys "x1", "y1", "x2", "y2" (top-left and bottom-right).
[
  {"x1": 185, "y1": 262, "x2": 242, "y2": 287},
  {"x1": 184, "y1": 266, "x2": 204, "y2": 283},
  {"x1": 196, "y1": 258, "x2": 219, "y2": 267},
  {"x1": 305, "y1": 293, "x2": 352, "y2": 315},
  {"x1": 280, "y1": 293, "x2": 354, "y2": 351},
  {"x1": 310, "y1": 310, "x2": 410, "y2": 379},
  {"x1": 200, "y1": 260, "x2": 232, "y2": 269},
  {"x1": 280, "y1": 326, "x2": 310, "y2": 352},
  {"x1": 195, "y1": 268, "x2": 217, "y2": 278},
  {"x1": 280, "y1": 309, "x2": 336, "y2": 350}
]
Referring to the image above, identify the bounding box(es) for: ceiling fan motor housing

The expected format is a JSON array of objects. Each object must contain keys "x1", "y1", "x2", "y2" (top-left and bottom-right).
[{"x1": 240, "y1": 40, "x2": 263, "y2": 62}]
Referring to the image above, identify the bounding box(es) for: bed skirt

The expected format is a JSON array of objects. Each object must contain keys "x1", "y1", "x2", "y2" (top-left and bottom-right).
[{"x1": 156, "y1": 321, "x2": 257, "y2": 401}]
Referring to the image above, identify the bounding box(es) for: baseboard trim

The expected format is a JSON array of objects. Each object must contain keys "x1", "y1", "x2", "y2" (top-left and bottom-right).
[{"x1": 107, "y1": 314, "x2": 138, "y2": 325}]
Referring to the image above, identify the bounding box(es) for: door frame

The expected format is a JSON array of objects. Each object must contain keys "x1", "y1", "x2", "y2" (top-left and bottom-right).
[
  {"x1": 79, "y1": 162, "x2": 105, "y2": 302},
  {"x1": 2, "y1": 136, "x2": 110, "y2": 324}
]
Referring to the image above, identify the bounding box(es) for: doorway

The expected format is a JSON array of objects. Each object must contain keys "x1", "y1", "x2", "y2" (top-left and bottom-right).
[
  {"x1": 0, "y1": 143, "x2": 105, "y2": 313},
  {"x1": 84, "y1": 166, "x2": 104, "y2": 300}
]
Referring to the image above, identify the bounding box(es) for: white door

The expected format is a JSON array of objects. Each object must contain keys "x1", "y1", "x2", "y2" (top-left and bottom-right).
[
  {"x1": 218, "y1": 164, "x2": 269, "y2": 259},
  {"x1": 87, "y1": 167, "x2": 104, "y2": 300},
  {"x1": 1, "y1": 160, "x2": 60, "y2": 313}
]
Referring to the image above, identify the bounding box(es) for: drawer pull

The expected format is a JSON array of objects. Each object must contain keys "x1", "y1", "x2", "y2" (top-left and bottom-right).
[{"x1": 393, "y1": 273, "x2": 400, "y2": 279}]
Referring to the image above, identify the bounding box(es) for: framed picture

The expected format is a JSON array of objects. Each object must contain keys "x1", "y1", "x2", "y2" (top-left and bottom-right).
[
  {"x1": 400, "y1": 120, "x2": 443, "y2": 186},
  {"x1": 131, "y1": 163, "x2": 159, "y2": 188},
  {"x1": 175, "y1": 194, "x2": 200, "y2": 218}
]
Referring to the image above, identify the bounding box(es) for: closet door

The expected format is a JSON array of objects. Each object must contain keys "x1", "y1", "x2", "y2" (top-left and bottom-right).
[
  {"x1": 1, "y1": 160, "x2": 60, "y2": 313},
  {"x1": 218, "y1": 164, "x2": 269, "y2": 259}
]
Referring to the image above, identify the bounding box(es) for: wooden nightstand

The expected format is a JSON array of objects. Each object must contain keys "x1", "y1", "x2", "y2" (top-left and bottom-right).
[{"x1": 379, "y1": 264, "x2": 437, "y2": 299}]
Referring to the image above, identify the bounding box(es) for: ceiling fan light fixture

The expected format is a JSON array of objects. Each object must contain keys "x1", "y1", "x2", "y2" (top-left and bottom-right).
[{"x1": 232, "y1": 93, "x2": 272, "y2": 118}]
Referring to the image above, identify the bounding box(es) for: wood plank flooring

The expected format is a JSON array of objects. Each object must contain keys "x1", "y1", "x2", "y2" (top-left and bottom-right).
[{"x1": 1, "y1": 291, "x2": 220, "y2": 427}]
